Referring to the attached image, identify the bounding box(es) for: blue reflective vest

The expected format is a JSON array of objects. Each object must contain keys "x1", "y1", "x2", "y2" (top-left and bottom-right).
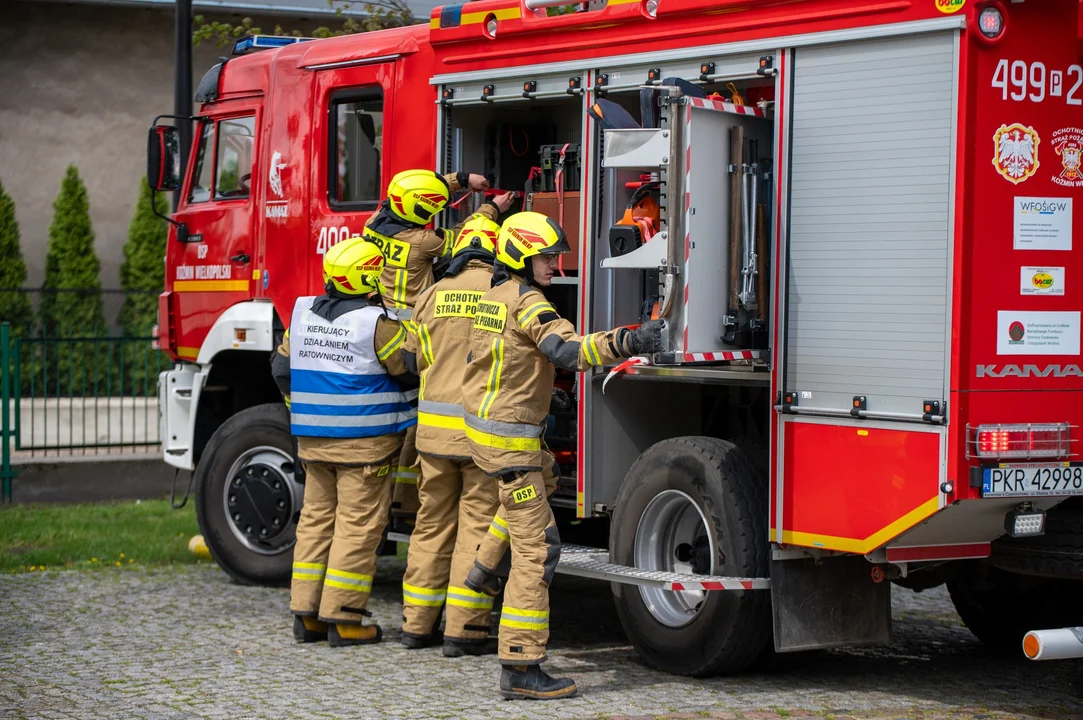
[{"x1": 288, "y1": 297, "x2": 417, "y2": 439}]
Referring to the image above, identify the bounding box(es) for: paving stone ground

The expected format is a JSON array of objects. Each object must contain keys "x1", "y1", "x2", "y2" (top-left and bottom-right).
[{"x1": 1, "y1": 557, "x2": 1081, "y2": 720}]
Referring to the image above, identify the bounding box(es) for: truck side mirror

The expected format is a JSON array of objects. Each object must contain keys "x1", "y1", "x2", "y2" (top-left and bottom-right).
[{"x1": 147, "y1": 125, "x2": 182, "y2": 191}]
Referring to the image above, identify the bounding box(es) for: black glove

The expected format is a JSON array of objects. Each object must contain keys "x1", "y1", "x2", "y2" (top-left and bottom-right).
[
  {"x1": 433, "y1": 253, "x2": 452, "y2": 282},
  {"x1": 550, "y1": 387, "x2": 572, "y2": 413},
  {"x1": 621, "y1": 320, "x2": 664, "y2": 356}
]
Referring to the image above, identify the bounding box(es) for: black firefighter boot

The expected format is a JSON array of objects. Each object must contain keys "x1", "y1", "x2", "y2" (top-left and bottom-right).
[
  {"x1": 499, "y1": 664, "x2": 578, "y2": 700},
  {"x1": 400, "y1": 628, "x2": 443, "y2": 649},
  {"x1": 443, "y1": 636, "x2": 495, "y2": 658}
]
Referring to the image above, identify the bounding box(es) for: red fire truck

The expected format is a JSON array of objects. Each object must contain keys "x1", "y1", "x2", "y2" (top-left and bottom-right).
[{"x1": 149, "y1": 0, "x2": 1083, "y2": 673}]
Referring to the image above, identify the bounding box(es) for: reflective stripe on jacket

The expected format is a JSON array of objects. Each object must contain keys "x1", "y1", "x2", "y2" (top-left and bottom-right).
[
  {"x1": 406, "y1": 261, "x2": 493, "y2": 460},
  {"x1": 461, "y1": 275, "x2": 629, "y2": 474}
]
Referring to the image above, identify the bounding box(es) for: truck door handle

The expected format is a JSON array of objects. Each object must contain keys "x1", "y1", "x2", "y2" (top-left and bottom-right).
[{"x1": 230, "y1": 252, "x2": 251, "y2": 263}]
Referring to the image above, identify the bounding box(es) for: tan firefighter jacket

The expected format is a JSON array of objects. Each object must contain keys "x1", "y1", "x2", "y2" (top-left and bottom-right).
[
  {"x1": 403, "y1": 259, "x2": 494, "y2": 460},
  {"x1": 363, "y1": 173, "x2": 498, "y2": 318},
  {"x1": 272, "y1": 310, "x2": 413, "y2": 466},
  {"x1": 461, "y1": 273, "x2": 632, "y2": 475}
]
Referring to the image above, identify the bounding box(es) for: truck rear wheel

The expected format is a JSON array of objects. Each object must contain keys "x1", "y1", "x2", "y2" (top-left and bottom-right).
[
  {"x1": 195, "y1": 403, "x2": 301, "y2": 586},
  {"x1": 609, "y1": 436, "x2": 771, "y2": 676},
  {"x1": 947, "y1": 562, "x2": 1079, "y2": 651}
]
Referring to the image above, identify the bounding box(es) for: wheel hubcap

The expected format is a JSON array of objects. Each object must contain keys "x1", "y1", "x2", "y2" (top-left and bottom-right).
[
  {"x1": 634, "y1": 489, "x2": 716, "y2": 628},
  {"x1": 223, "y1": 446, "x2": 301, "y2": 555}
]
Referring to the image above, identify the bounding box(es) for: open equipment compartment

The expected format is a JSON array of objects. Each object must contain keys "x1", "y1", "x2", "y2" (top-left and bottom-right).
[
  {"x1": 437, "y1": 85, "x2": 589, "y2": 505},
  {"x1": 443, "y1": 94, "x2": 586, "y2": 271},
  {"x1": 600, "y1": 93, "x2": 775, "y2": 357},
  {"x1": 434, "y1": 62, "x2": 780, "y2": 512}
]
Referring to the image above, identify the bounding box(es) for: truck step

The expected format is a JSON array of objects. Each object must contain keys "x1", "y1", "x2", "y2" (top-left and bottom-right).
[
  {"x1": 559, "y1": 544, "x2": 770, "y2": 591},
  {"x1": 387, "y1": 534, "x2": 769, "y2": 591}
]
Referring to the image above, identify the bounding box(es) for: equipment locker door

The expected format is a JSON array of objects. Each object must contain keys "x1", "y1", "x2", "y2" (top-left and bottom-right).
[
  {"x1": 782, "y1": 31, "x2": 957, "y2": 421},
  {"x1": 772, "y1": 31, "x2": 958, "y2": 555}
]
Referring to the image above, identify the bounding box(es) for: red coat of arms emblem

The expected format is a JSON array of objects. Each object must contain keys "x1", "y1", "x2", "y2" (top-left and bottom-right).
[
  {"x1": 1051, "y1": 127, "x2": 1083, "y2": 188},
  {"x1": 992, "y1": 123, "x2": 1040, "y2": 184}
]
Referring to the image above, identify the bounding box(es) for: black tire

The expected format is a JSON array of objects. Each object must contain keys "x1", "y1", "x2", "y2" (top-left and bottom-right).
[
  {"x1": 610, "y1": 437, "x2": 771, "y2": 677},
  {"x1": 988, "y1": 498, "x2": 1083, "y2": 580},
  {"x1": 195, "y1": 403, "x2": 297, "y2": 586},
  {"x1": 947, "y1": 562, "x2": 1078, "y2": 651}
]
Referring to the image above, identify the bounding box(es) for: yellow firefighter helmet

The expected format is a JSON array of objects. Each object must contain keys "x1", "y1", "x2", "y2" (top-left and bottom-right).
[
  {"x1": 451, "y1": 213, "x2": 501, "y2": 260},
  {"x1": 495, "y1": 211, "x2": 569, "y2": 270},
  {"x1": 386, "y1": 169, "x2": 451, "y2": 225},
  {"x1": 323, "y1": 236, "x2": 385, "y2": 295}
]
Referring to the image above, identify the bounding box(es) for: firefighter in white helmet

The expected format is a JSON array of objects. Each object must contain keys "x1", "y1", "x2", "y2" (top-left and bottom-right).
[
  {"x1": 270, "y1": 236, "x2": 417, "y2": 647},
  {"x1": 460, "y1": 211, "x2": 662, "y2": 699},
  {"x1": 362, "y1": 168, "x2": 513, "y2": 532}
]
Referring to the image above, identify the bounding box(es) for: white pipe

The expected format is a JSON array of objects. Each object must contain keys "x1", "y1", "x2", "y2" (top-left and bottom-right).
[{"x1": 1023, "y1": 627, "x2": 1083, "y2": 661}]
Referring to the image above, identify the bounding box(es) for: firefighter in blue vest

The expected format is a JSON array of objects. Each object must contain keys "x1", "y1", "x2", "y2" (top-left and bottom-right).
[{"x1": 270, "y1": 236, "x2": 418, "y2": 647}]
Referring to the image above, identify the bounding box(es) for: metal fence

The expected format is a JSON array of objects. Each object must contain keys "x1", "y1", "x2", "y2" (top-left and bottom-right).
[{"x1": 0, "y1": 289, "x2": 167, "y2": 501}]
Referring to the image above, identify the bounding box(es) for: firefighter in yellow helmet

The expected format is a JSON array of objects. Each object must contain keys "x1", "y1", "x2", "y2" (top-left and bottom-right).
[
  {"x1": 397, "y1": 213, "x2": 505, "y2": 655},
  {"x1": 461, "y1": 212, "x2": 662, "y2": 699},
  {"x1": 270, "y1": 237, "x2": 418, "y2": 647},
  {"x1": 363, "y1": 168, "x2": 514, "y2": 532},
  {"x1": 395, "y1": 213, "x2": 560, "y2": 655}
]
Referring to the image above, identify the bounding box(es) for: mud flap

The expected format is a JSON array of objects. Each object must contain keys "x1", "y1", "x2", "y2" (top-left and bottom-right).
[{"x1": 771, "y1": 555, "x2": 891, "y2": 652}]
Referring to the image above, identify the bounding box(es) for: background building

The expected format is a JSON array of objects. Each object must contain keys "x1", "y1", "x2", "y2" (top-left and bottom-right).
[{"x1": 0, "y1": 0, "x2": 436, "y2": 317}]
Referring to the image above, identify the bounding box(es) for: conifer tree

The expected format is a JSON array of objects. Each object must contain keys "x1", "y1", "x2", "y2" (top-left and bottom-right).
[
  {"x1": 41, "y1": 167, "x2": 107, "y2": 396},
  {"x1": 119, "y1": 182, "x2": 171, "y2": 395},
  {"x1": 0, "y1": 177, "x2": 33, "y2": 335},
  {"x1": 41, "y1": 166, "x2": 106, "y2": 336},
  {"x1": 119, "y1": 182, "x2": 168, "y2": 335}
]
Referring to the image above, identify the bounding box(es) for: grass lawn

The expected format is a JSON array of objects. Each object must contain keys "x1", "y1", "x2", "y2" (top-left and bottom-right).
[{"x1": 0, "y1": 499, "x2": 206, "y2": 573}]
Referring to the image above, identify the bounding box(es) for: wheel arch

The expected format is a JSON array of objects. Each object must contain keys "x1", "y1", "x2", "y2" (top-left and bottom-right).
[
  {"x1": 190, "y1": 300, "x2": 286, "y2": 467},
  {"x1": 586, "y1": 379, "x2": 771, "y2": 513}
]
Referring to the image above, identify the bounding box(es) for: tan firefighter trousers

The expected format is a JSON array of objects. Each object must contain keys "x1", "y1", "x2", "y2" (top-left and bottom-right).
[
  {"x1": 290, "y1": 461, "x2": 393, "y2": 624},
  {"x1": 391, "y1": 425, "x2": 421, "y2": 522},
  {"x1": 474, "y1": 452, "x2": 558, "y2": 577},
  {"x1": 402, "y1": 454, "x2": 498, "y2": 641},
  {"x1": 403, "y1": 452, "x2": 559, "y2": 641},
  {"x1": 493, "y1": 468, "x2": 560, "y2": 664}
]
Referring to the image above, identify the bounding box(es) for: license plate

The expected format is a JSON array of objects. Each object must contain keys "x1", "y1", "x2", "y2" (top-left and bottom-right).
[{"x1": 982, "y1": 463, "x2": 1083, "y2": 498}]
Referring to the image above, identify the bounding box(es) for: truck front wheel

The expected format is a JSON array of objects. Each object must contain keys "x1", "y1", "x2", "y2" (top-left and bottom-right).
[
  {"x1": 609, "y1": 437, "x2": 771, "y2": 676},
  {"x1": 195, "y1": 403, "x2": 302, "y2": 586}
]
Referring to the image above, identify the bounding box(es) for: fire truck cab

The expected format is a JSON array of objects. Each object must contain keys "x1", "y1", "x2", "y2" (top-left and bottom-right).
[{"x1": 151, "y1": 0, "x2": 1083, "y2": 674}]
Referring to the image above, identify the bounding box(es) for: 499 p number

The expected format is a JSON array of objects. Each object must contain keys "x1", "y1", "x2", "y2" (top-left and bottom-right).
[{"x1": 992, "y1": 59, "x2": 1083, "y2": 105}]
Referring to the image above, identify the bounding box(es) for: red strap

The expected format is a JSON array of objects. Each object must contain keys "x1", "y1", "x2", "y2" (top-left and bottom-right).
[
  {"x1": 602, "y1": 356, "x2": 650, "y2": 394},
  {"x1": 555, "y1": 143, "x2": 570, "y2": 278},
  {"x1": 449, "y1": 187, "x2": 521, "y2": 210}
]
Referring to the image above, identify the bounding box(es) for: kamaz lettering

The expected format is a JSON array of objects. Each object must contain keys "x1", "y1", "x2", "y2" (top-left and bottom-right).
[{"x1": 976, "y1": 364, "x2": 1083, "y2": 378}]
